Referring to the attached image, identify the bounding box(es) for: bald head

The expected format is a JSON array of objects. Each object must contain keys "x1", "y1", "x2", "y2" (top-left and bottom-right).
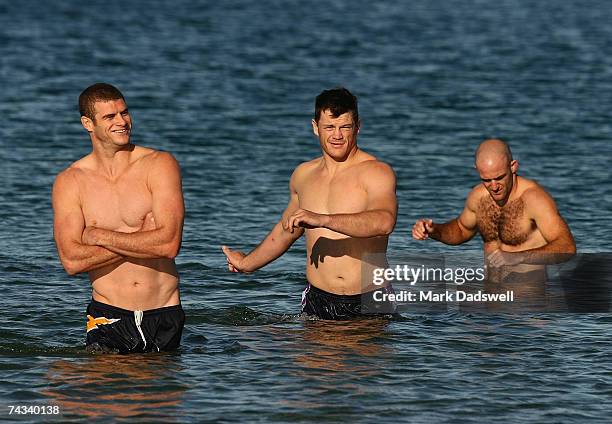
[
  {"x1": 475, "y1": 139, "x2": 513, "y2": 169},
  {"x1": 474, "y1": 139, "x2": 518, "y2": 205}
]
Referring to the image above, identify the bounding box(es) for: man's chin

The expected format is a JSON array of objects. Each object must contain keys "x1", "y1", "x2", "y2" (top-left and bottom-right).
[
  {"x1": 113, "y1": 137, "x2": 131, "y2": 145},
  {"x1": 323, "y1": 145, "x2": 354, "y2": 161},
  {"x1": 327, "y1": 151, "x2": 350, "y2": 162}
]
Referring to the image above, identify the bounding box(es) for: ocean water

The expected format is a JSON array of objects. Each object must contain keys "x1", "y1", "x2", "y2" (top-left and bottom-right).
[{"x1": 1, "y1": 0, "x2": 612, "y2": 422}]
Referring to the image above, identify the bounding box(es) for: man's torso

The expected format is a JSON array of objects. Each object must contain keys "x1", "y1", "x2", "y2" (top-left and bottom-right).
[
  {"x1": 475, "y1": 177, "x2": 548, "y2": 280},
  {"x1": 295, "y1": 154, "x2": 389, "y2": 295},
  {"x1": 73, "y1": 147, "x2": 179, "y2": 310}
]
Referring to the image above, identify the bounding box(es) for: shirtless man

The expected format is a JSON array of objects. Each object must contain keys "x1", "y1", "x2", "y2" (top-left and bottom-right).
[
  {"x1": 222, "y1": 88, "x2": 398, "y2": 320},
  {"x1": 52, "y1": 83, "x2": 185, "y2": 353},
  {"x1": 412, "y1": 139, "x2": 575, "y2": 280}
]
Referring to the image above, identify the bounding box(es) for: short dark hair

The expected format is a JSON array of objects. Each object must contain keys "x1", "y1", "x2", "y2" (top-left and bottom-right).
[
  {"x1": 79, "y1": 83, "x2": 125, "y2": 120},
  {"x1": 314, "y1": 87, "x2": 358, "y2": 123}
]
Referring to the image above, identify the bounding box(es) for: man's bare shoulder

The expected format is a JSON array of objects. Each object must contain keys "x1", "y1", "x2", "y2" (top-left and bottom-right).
[
  {"x1": 148, "y1": 149, "x2": 178, "y2": 164},
  {"x1": 516, "y1": 176, "x2": 544, "y2": 193},
  {"x1": 132, "y1": 145, "x2": 166, "y2": 163},
  {"x1": 65, "y1": 152, "x2": 96, "y2": 171},
  {"x1": 520, "y1": 180, "x2": 557, "y2": 210},
  {"x1": 291, "y1": 158, "x2": 321, "y2": 184},
  {"x1": 466, "y1": 184, "x2": 487, "y2": 210},
  {"x1": 53, "y1": 166, "x2": 78, "y2": 188},
  {"x1": 356, "y1": 158, "x2": 395, "y2": 177},
  {"x1": 135, "y1": 148, "x2": 180, "y2": 174},
  {"x1": 54, "y1": 154, "x2": 93, "y2": 187},
  {"x1": 52, "y1": 165, "x2": 86, "y2": 206},
  {"x1": 295, "y1": 157, "x2": 321, "y2": 172}
]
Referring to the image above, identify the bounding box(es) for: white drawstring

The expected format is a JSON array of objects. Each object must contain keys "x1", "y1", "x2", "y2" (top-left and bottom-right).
[
  {"x1": 301, "y1": 284, "x2": 311, "y2": 311},
  {"x1": 134, "y1": 310, "x2": 146, "y2": 349}
]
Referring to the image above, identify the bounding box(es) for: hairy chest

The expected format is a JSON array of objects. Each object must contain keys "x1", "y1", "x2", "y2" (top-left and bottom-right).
[{"x1": 477, "y1": 196, "x2": 534, "y2": 246}]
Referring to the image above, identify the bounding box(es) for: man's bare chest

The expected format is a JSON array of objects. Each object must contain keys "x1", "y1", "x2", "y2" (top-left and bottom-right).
[
  {"x1": 477, "y1": 196, "x2": 535, "y2": 246},
  {"x1": 79, "y1": 174, "x2": 152, "y2": 229},
  {"x1": 298, "y1": 173, "x2": 367, "y2": 214}
]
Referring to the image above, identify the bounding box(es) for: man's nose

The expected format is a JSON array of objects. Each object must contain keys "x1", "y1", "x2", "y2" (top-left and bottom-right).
[
  {"x1": 114, "y1": 114, "x2": 127, "y2": 125},
  {"x1": 333, "y1": 127, "x2": 343, "y2": 138},
  {"x1": 490, "y1": 181, "x2": 499, "y2": 190}
]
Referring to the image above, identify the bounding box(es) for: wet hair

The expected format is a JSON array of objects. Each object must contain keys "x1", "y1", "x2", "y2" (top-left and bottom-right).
[
  {"x1": 314, "y1": 87, "x2": 359, "y2": 123},
  {"x1": 79, "y1": 83, "x2": 125, "y2": 121}
]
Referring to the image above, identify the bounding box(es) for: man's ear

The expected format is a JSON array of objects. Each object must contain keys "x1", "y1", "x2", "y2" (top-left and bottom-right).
[
  {"x1": 81, "y1": 116, "x2": 94, "y2": 132},
  {"x1": 311, "y1": 119, "x2": 319, "y2": 137},
  {"x1": 510, "y1": 159, "x2": 519, "y2": 174}
]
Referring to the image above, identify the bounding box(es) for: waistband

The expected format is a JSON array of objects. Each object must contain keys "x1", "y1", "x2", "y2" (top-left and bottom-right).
[
  {"x1": 307, "y1": 283, "x2": 392, "y2": 302},
  {"x1": 90, "y1": 299, "x2": 183, "y2": 316}
]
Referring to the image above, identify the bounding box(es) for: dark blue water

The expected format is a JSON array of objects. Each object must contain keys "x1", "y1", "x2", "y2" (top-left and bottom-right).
[{"x1": 1, "y1": 0, "x2": 611, "y2": 422}]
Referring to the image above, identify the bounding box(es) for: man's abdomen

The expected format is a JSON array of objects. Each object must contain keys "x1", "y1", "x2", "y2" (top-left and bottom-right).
[
  {"x1": 306, "y1": 255, "x2": 365, "y2": 295},
  {"x1": 90, "y1": 259, "x2": 180, "y2": 310},
  {"x1": 305, "y1": 236, "x2": 389, "y2": 295}
]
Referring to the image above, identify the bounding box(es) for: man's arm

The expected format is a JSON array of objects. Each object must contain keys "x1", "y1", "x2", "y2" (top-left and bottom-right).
[
  {"x1": 412, "y1": 190, "x2": 479, "y2": 245},
  {"x1": 524, "y1": 187, "x2": 576, "y2": 254},
  {"x1": 285, "y1": 161, "x2": 397, "y2": 238},
  {"x1": 488, "y1": 187, "x2": 576, "y2": 266},
  {"x1": 82, "y1": 152, "x2": 184, "y2": 259},
  {"x1": 222, "y1": 170, "x2": 304, "y2": 273},
  {"x1": 52, "y1": 169, "x2": 124, "y2": 276}
]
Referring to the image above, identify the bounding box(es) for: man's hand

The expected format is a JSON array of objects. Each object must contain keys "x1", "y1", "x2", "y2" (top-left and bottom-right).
[
  {"x1": 222, "y1": 246, "x2": 248, "y2": 273},
  {"x1": 412, "y1": 219, "x2": 434, "y2": 240},
  {"x1": 82, "y1": 212, "x2": 157, "y2": 246},
  {"x1": 283, "y1": 209, "x2": 329, "y2": 233},
  {"x1": 82, "y1": 226, "x2": 99, "y2": 246},
  {"x1": 140, "y1": 212, "x2": 156, "y2": 232},
  {"x1": 487, "y1": 249, "x2": 524, "y2": 267}
]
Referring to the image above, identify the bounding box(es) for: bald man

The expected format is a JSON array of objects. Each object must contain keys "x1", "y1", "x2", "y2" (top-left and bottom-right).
[{"x1": 412, "y1": 139, "x2": 575, "y2": 275}]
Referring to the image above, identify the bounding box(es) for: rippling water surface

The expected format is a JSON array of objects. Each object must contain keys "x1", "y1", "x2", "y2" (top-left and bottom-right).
[{"x1": 1, "y1": 0, "x2": 611, "y2": 422}]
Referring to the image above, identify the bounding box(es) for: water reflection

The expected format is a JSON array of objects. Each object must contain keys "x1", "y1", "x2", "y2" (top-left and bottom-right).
[
  {"x1": 293, "y1": 319, "x2": 394, "y2": 375},
  {"x1": 43, "y1": 353, "x2": 187, "y2": 420}
]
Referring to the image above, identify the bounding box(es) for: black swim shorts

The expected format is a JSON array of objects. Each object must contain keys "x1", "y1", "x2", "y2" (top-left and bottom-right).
[
  {"x1": 301, "y1": 283, "x2": 397, "y2": 320},
  {"x1": 86, "y1": 300, "x2": 185, "y2": 354}
]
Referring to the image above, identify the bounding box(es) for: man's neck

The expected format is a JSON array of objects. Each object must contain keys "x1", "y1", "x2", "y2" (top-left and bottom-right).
[
  {"x1": 321, "y1": 146, "x2": 360, "y2": 175},
  {"x1": 91, "y1": 142, "x2": 136, "y2": 178}
]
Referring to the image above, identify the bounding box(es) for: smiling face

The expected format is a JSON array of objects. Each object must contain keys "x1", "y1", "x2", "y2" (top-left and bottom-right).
[
  {"x1": 477, "y1": 156, "x2": 518, "y2": 206},
  {"x1": 312, "y1": 110, "x2": 359, "y2": 162},
  {"x1": 81, "y1": 99, "x2": 132, "y2": 147}
]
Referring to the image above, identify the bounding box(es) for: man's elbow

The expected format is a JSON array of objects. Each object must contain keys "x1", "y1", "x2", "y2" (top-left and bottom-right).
[
  {"x1": 379, "y1": 214, "x2": 396, "y2": 236},
  {"x1": 161, "y1": 240, "x2": 181, "y2": 259},
  {"x1": 557, "y1": 232, "x2": 576, "y2": 254},
  {"x1": 61, "y1": 258, "x2": 82, "y2": 276}
]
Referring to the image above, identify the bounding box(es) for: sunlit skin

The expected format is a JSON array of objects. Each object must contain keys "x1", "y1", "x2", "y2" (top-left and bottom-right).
[
  {"x1": 222, "y1": 108, "x2": 397, "y2": 295},
  {"x1": 312, "y1": 111, "x2": 359, "y2": 163},
  {"x1": 81, "y1": 99, "x2": 132, "y2": 150},
  {"x1": 53, "y1": 96, "x2": 184, "y2": 311},
  {"x1": 412, "y1": 139, "x2": 575, "y2": 271},
  {"x1": 283, "y1": 111, "x2": 362, "y2": 232},
  {"x1": 476, "y1": 156, "x2": 518, "y2": 207}
]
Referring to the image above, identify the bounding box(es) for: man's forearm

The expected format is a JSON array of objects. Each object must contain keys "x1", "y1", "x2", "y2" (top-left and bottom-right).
[
  {"x1": 517, "y1": 236, "x2": 577, "y2": 264},
  {"x1": 62, "y1": 244, "x2": 124, "y2": 276},
  {"x1": 324, "y1": 210, "x2": 395, "y2": 238},
  {"x1": 88, "y1": 227, "x2": 180, "y2": 259},
  {"x1": 241, "y1": 222, "x2": 301, "y2": 272},
  {"x1": 429, "y1": 219, "x2": 472, "y2": 245}
]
